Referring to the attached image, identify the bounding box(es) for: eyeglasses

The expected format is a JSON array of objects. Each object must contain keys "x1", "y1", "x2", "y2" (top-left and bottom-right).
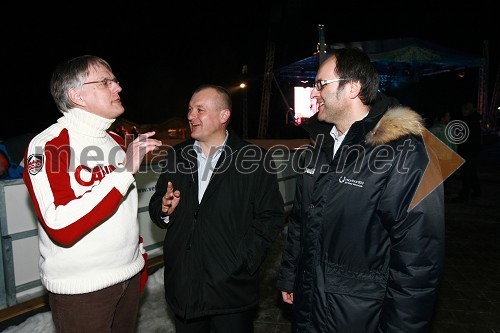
[
  {"x1": 83, "y1": 78, "x2": 119, "y2": 88},
  {"x1": 314, "y1": 78, "x2": 348, "y2": 91}
]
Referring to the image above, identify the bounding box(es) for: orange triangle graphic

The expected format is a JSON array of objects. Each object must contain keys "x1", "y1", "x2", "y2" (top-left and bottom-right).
[{"x1": 409, "y1": 128, "x2": 465, "y2": 210}]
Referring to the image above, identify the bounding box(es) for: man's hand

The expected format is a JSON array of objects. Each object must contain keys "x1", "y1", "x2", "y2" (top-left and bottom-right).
[
  {"x1": 124, "y1": 131, "x2": 162, "y2": 174},
  {"x1": 162, "y1": 181, "x2": 181, "y2": 215},
  {"x1": 281, "y1": 291, "x2": 293, "y2": 304}
]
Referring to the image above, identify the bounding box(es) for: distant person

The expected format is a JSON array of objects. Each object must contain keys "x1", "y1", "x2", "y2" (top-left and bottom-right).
[
  {"x1": 276, "y1": 47, "x2": 445, "y2": 332},
  {"x1": 149, "y1": 84, "x2": 285, "y2": 333},
  {"x1": 455, "y1": 101, "x2": 482, "y2": 201},
  {"x1": 0, "y1": 133, "x2": 35, "y2": 179},
  {"x1": 429, "y1": 110, "x2": 457, "y2": 153},
  {"x1": 429, "y1": 110, "x2": 457, "y2": 194},
  {"x1": 23, "y1": 55, "x2": 162, "y2": 333}
]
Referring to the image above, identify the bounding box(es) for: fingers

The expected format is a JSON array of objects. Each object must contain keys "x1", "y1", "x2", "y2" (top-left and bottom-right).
[
  {"x1": 166, "y1": 182, "x2": 180, "y2": 196},
  {"x1": 133, "y1": 131, "x2": 162, "y2": 150},
  {"x1": 140, "y1": 139, "x2": 162, "y2": 151},
  {"x1": 281, "y1": 291, "x2": 293, "y2": 304},
  {"x1": 135, "y1": 131, "x2": 156, "y2": 140},
  {"x1": 123, "y1": 132, "x2": 162, "y2": 174},
  {"x1": 162, "y1": 182, "x2": 180, "y2": 214}
]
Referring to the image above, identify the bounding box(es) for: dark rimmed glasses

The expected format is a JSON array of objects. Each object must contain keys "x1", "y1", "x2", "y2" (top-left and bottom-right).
[
  {"x1": 314, "y1": 78, "x2": 349, "y2": 91},
  {"x1": 83, "y1": 78, "x2": 119, "y2": 88}
]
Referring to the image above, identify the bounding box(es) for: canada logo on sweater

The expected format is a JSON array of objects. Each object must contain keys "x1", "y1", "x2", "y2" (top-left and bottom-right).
[
  {"x1": 75, "y1": 164, "x2": 116, "y2": 186},
  {"x1": 27, "y1": 154, "x2": 44, "y2": 175}
]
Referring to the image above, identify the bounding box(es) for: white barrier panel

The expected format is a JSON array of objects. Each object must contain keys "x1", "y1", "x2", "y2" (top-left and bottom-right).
[
  {"x1": 0, "y1": 179, "x2": 42, "y2": 308},
  {"x1": 135, "y1": 169, "x2": 167, "y2": 258}
]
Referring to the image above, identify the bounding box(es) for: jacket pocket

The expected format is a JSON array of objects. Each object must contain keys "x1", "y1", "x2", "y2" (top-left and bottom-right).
[{"x1": 324, "y1": 262, "x2": 387, "y2": 300}]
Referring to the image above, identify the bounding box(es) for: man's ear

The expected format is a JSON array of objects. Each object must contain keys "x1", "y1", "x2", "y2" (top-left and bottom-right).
[
  {"x1": 220, "y1": 109, "x2": 230, "y2": 123},
  {"x1": 347, "y1": 80, "x2": 361, "y2": 99},
  {"x1": 68, "y1": 88, "x2": 84, "y2": 107}
]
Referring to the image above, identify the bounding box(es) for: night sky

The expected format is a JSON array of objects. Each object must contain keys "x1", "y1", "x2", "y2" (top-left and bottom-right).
[{"x1": 3, "y1": 1, "x2": 498, "y2": 140}]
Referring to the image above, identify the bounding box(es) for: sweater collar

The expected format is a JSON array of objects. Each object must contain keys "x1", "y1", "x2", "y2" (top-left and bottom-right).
[{"x1": 57, "y1": 108, "x2": 115, "y2": 138}]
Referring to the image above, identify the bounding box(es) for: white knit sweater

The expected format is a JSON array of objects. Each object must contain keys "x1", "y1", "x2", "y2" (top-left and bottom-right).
[{"x1": 23, "y1": 108, "x2": 144, "y2": 294}]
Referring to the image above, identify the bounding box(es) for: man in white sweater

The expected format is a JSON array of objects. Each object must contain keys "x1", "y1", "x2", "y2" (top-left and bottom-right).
[{"x1": 23, "y1": 55, "x2": 161, "y2": 333}]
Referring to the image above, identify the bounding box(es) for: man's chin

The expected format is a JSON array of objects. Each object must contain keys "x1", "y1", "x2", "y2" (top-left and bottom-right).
[{"x1": 113, "y1": 106, "x2": 125, "y2": 116}]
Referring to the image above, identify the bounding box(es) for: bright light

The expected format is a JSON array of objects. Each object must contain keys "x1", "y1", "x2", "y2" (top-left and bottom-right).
[
  {"x1": 294, "y1": 87, "x2": 317, "y2": 118},
  {"x1": 240, "y1": 83, "x2": 246, "y2": 89}
]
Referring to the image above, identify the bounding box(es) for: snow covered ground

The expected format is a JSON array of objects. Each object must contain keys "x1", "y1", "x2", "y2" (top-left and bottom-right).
[{"x1": 2, "y1": 267, "x2": 176, "y2": 333}]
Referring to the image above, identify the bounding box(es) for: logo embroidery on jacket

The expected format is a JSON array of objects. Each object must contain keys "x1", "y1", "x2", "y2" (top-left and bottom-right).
[
  {"x1": 305, "y1": 167, "x2": 315, "y2": 175},
  {"x1": 27, "y1": 154, "x2": 44, "y2": 175},
  {"x1": 338, "y1": 176, "x2": 365, "y2": 188}
]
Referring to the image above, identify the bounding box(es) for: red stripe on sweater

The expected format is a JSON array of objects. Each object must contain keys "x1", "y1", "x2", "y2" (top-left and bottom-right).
[
  {"x1": 25, "y1": 129, "x2": 125, "y2": 246},
  {"x1": 46, "y1": 130, "x2": 76, "y2": 207},
  {"x1": 48, "y1": 188, "x2": 124, "y2": 245}
]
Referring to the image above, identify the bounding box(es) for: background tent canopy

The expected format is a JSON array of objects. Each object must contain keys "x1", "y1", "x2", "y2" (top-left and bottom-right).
[{"x1": 277, "y1": 37, "x2": 484, "y2": 80}]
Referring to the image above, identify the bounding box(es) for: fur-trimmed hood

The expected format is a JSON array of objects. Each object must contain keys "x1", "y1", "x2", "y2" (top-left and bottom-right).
[{"x1": 366, "y1": 106, "x2": 424, "y2": 145}]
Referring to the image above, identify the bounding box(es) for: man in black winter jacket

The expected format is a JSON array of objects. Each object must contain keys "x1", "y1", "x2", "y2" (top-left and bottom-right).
[
  {"x1": 277, "y1": 47, "x2": 445, "y2": 333},
  {"x1": 149, "y1": 84, "x2": 285, "y2": 333},
  {"x1": 455, "y1": 101, "x2": 482, "y2": 201}
]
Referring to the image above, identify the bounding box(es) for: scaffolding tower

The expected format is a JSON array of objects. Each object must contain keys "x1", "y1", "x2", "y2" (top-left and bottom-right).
[{"x1": 257, "y1": 36, "x2": 275, "y2": 139}]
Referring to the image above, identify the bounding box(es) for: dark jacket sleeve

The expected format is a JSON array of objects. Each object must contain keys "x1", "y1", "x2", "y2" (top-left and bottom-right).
[
  {"x1": 378, "y1": 138, "x2": 445, "y2": 332},
  {"x1": 240, "y1": 149, "x2": 285, "y2": 276},
  {"x1": 276, "y1": 170, "x2": 303, "y2": 292}
]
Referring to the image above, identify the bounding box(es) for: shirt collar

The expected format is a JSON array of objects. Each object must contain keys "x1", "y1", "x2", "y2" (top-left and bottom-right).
[
  {"x1": 193, "y1": 130, "x2": 229, "y2": 156},
  {"x1": 330, "y1": 126, "x2": 347, "y2": 141}
]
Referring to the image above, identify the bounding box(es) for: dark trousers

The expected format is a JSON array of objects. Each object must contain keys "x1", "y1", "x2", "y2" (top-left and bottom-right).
[
  {"x1": 174, "y1": 308, "x2": 256, "y2": 333},
  {"x1": 459, "y1": 157, "x2": 481, "y2": 199},
  {"x1": 48, "y1": 272, "x2": 141, "y2": 333}
]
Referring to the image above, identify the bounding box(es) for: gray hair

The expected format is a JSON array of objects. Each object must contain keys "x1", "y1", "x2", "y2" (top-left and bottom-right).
[{"x1": 50, "y1": 55, "x2": 112, "y2": 113}]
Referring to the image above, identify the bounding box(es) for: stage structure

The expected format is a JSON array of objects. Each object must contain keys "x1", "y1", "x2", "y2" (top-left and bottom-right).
[{"x1": 275, "y1": 37, "x2": 490, "y2": 126}]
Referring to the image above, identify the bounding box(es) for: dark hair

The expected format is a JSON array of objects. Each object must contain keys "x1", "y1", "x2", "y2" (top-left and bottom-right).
[
  {"x1": 193, "y1": 84, "x2": 232, "y2": 111},
  {"x1": 331, "y1": 47, "x2": 379, "y2": 105}
]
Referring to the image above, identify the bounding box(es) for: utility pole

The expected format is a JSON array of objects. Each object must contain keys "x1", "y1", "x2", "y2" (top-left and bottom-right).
[
  {"x1": 241, "y1": 65, "x2": 248, "y2": 139},
  {"x1": 318, "y1": 24, "x2": 327, "y2": 65},
  {"x1": 257, "y1": 31, "x2": 275, "y2": 139},
  {"x1": 478, "y1": 40, "x2": 489, "y2": 127},
  {"x1": 489, "y1": 65, "x2": 500, "y2": 128}
]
